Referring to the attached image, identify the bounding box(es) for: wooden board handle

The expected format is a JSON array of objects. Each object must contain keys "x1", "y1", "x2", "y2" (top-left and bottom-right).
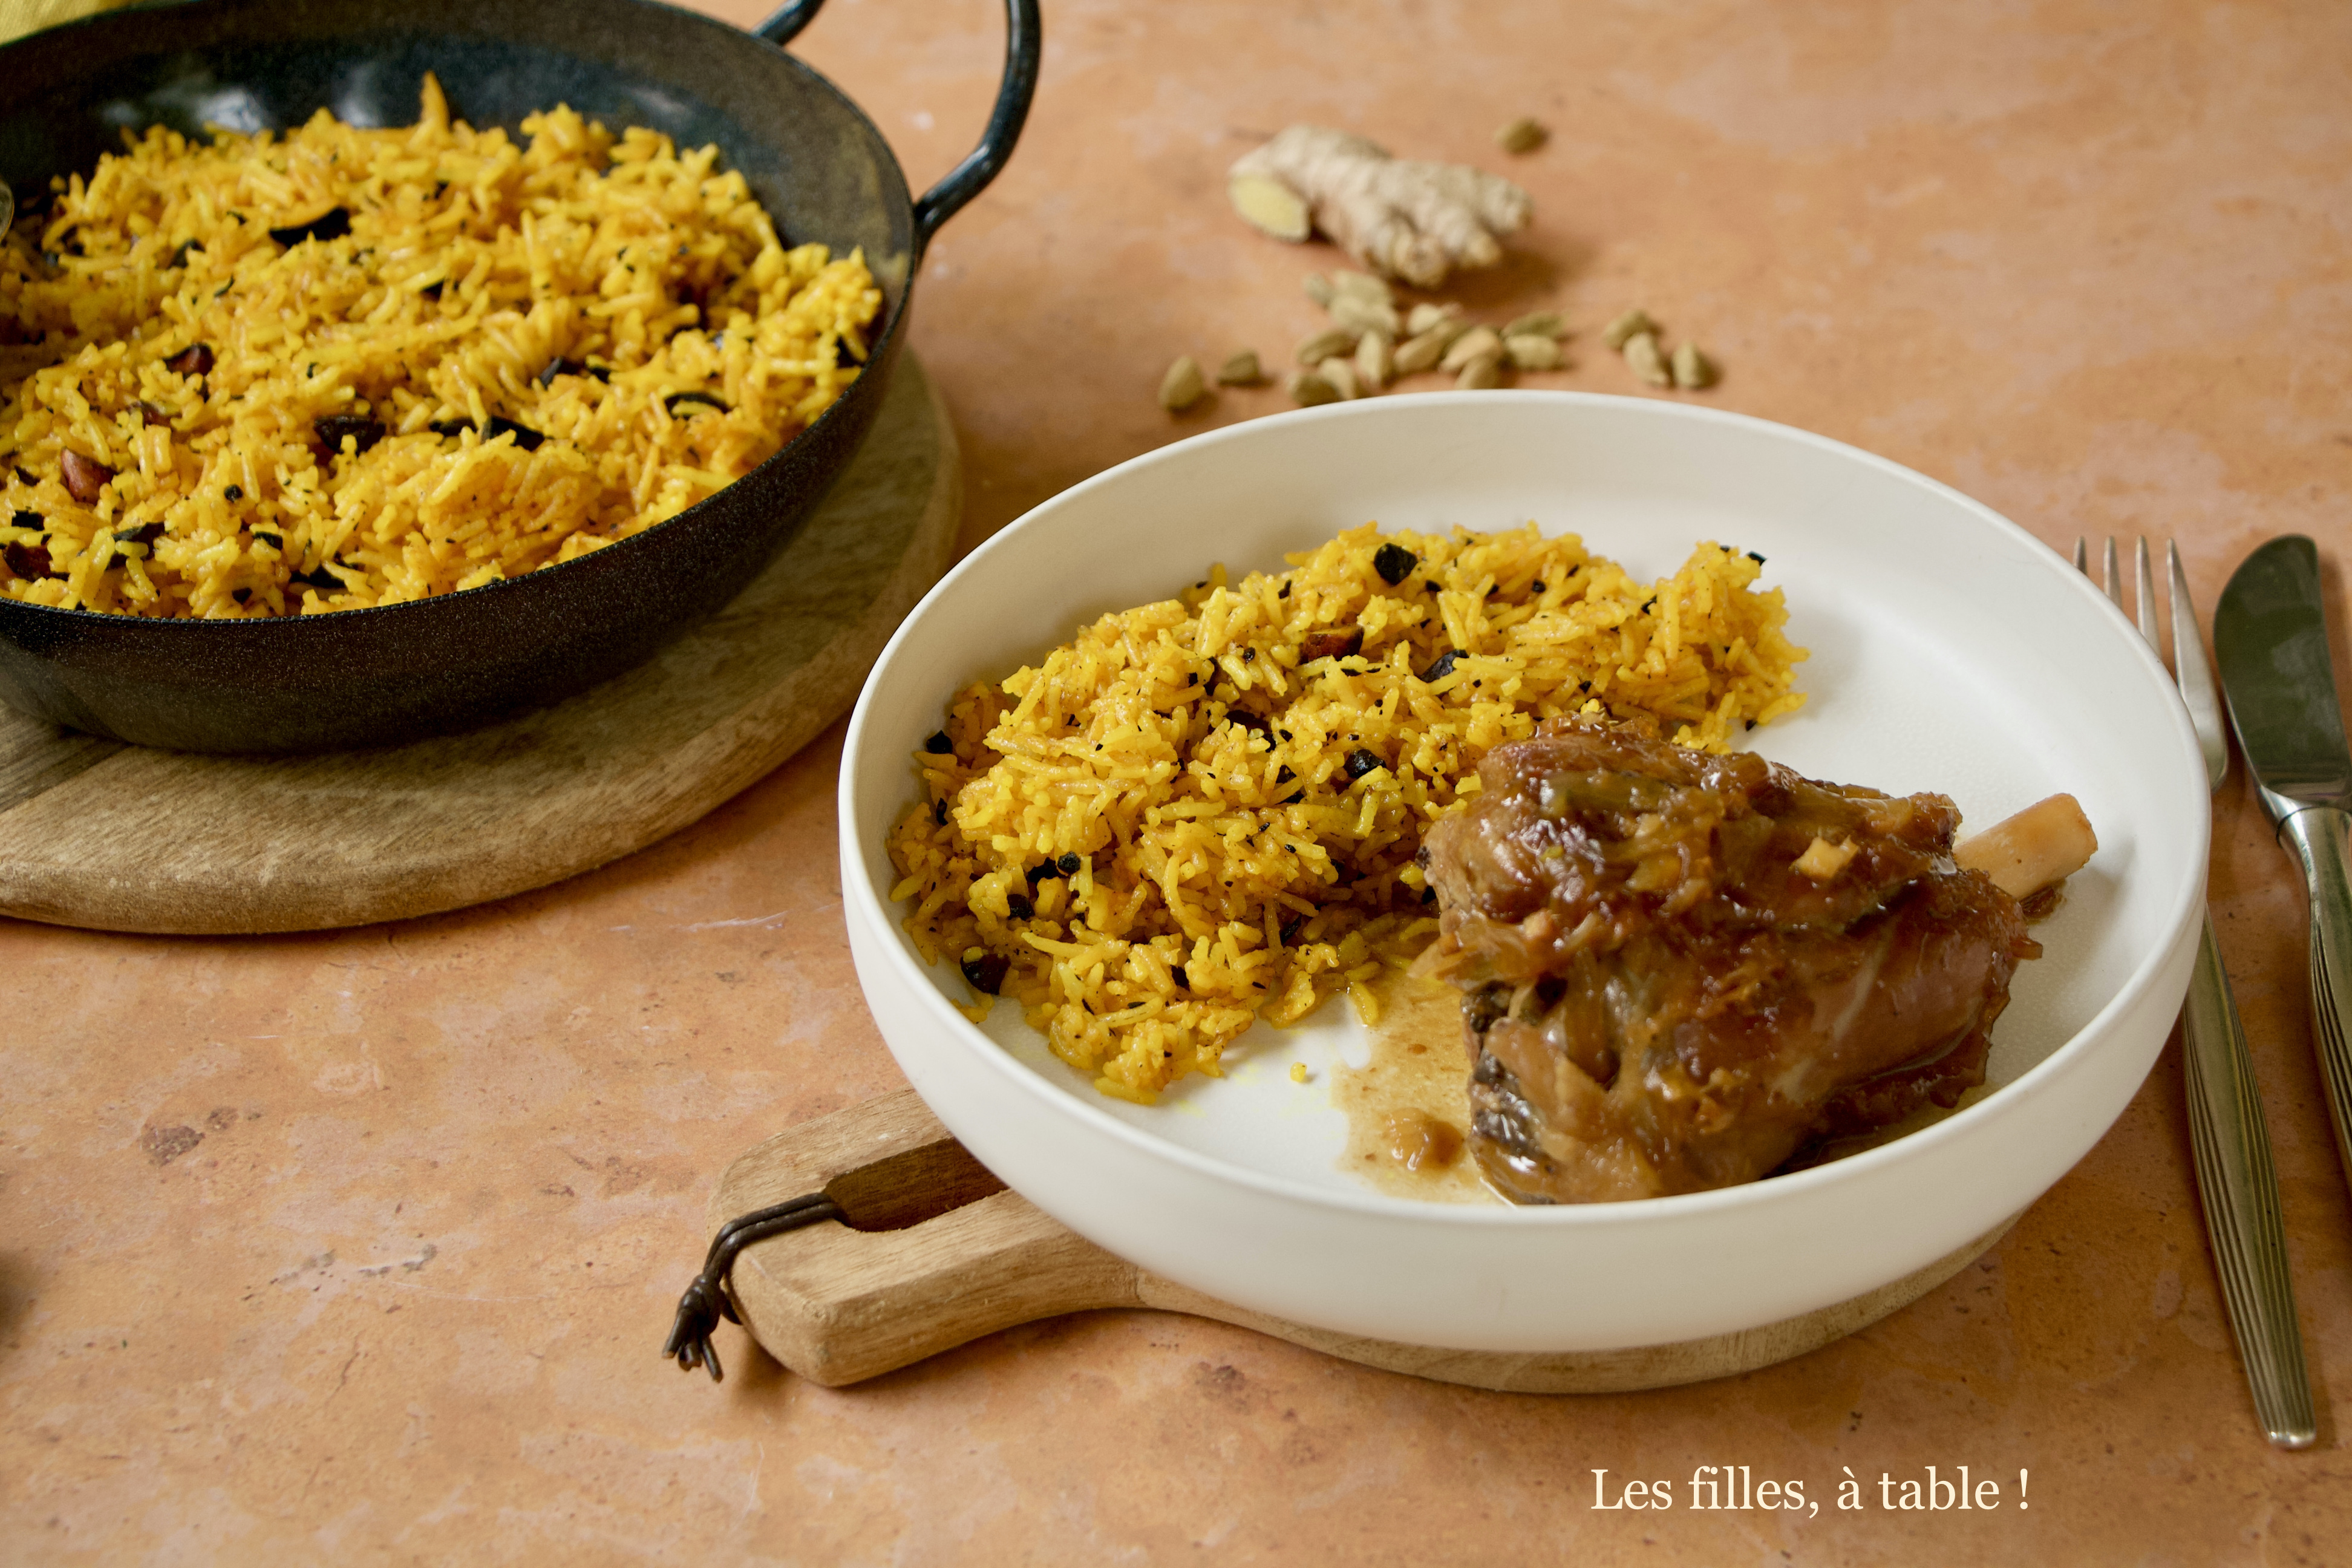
[
  {"x1": 710, "y1": 1089, "x2": 1143, "y2": 1387},
  {"x1": 706, "y1": 1088, "x2": 2020, "y2": 1393}
]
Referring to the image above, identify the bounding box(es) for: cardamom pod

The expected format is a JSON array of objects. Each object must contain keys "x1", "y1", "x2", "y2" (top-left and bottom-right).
[
  {"x1": 1454, "y1": 351, "x2": 1503, "y2": 390},
  {"x1": 1501, "y1": 310, "x2": 1567, "y2": 341},
  {"x1": 1158, "y1": 355, "x2": 1205, "y2": 411},
  {"x1": 1439, "y1": 325, "x2": 1503, "y2": 373},
  {"x1": 1217, "y1": 349, "x2": 1264, "y2": 386},
  {"x1": 1296, "y1": 324, "x2": 1361, "y2": 365},
  {"x1": 1622, "y1": 330, "x2": 1671, "y2": 387},
  {"x1": 1602, "y1": 309, "x2": 1658, "y2": 350},
  {"x1": 1405, "y1": 301, "x2": 1461, "y2": 336},
  {"x1": 1671, "y1": 342, "x2": 1716, "y2": 389},
  {"x1": 1504, "y1": 333, "x2": 1564, "y2": 371},
  {"x1": 1288, "y1": 369, "x2": 1341, "y2": 407},
  {"x1": 1393, "y1": 325, "x2": 1451, "y2": 374},
  {"x1": 1330, "y1": 295, "x2": 1402, "y2": 338},
  {"x1": 1495, "y1": 116, "x2": 1547, "y2": 154}
]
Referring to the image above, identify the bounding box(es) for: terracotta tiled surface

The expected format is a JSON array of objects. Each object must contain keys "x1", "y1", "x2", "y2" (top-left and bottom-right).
[{"x1": 7, "y1": 1, "x2": 2352, "y2": 1561}]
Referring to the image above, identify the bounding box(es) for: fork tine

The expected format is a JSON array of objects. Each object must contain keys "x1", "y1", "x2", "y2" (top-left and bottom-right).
[
  {"x1": 2168, "y1": 540, "x2": 2229, "y2": 787},
  {"x1": 2103, "y1": 537, "x2": 2123, "y2": 608},
  {"x1": 2135, "y1": 537, "x2": 2160, "y2": 650},
  {"x1": 2074, "y1": 535, "x2": 2088, "y2": 575}
]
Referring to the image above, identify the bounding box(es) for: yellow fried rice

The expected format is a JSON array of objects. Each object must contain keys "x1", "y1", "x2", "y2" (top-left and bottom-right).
[
  {"x1": 0, "y1": 74, "x2": 878, "y2": 616},
  {"x1": 887, "y1": 523, "x2": 1808, "y2": 1103}
]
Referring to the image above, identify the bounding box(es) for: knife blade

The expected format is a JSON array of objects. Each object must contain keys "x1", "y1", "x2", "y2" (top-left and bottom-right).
[{"x1": 2214, "y1": 535, "x2": 2352, "y2": 1206}]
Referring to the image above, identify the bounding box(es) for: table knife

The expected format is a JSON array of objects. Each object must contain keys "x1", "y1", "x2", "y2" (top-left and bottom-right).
[{"x1": 2213, "y1": 536, "x2": 2352, "y2": 1207}]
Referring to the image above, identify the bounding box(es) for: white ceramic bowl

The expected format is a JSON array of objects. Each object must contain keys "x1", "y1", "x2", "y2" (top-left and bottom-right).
[{"x1": 838, "y1": 392, "x2": 2206, "y2": 1353}]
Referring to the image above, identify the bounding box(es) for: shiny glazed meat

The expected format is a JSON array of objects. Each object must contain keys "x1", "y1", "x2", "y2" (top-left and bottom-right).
[{"x1": 1416, "y1": 717, "x2": 2039, "y2": 1203}]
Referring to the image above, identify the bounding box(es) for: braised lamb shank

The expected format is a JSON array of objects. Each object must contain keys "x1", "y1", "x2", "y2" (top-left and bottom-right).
[{"x1": 1416, "y1": 717, "x2": 2040, "y2": 1203}]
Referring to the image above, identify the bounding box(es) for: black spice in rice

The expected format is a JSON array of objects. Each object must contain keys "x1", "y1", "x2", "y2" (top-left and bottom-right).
[
  {"x1": 268, "y1": 206, "x2": 353, "y2": 249},
  {"x1": 313, "y1": 414, "x2": 386, "y2": 456},
  {"x1": 1372, "y1": 542, "x2": 1417, "y2": 584},
  {"x1": 960, "y1": 953, "x2": 1010, "y2": 995},
  {"x1": 484, "y1": 416, "x2": 546, "y2": 452}
]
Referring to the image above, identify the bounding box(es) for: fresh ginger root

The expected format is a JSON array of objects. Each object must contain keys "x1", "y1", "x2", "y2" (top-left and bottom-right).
[{"x1": 1227, "y1": 126, "x2": 1532, "y2": 289}]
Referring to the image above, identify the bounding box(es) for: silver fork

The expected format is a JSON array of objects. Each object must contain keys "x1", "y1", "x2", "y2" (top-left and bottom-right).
[{"x1": 2079, "y1": 536, "x2": 2316, "y2": 1449}]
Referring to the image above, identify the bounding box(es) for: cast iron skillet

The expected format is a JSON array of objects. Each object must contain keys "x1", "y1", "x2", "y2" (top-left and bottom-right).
[{"x1": 0, "y1": 0, "x2": 1038, "y2": 751}]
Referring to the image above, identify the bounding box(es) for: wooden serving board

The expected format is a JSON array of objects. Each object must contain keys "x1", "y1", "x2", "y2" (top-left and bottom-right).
[
  {"x1": 713, "y1": 1089, "x2": 2016, "y2": 1394},
  {"x1": 0, "y1": 354, "x2": 959, "y2": 935}
]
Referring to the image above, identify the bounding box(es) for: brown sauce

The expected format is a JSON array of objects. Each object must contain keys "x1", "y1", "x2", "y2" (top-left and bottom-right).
[
  {"x1": 1339, "y1": 969, "x2": 1988, "y2": 1200},
  {"x1": 1333, "y1": 972, "x2": 1504, "y2": 1205}
]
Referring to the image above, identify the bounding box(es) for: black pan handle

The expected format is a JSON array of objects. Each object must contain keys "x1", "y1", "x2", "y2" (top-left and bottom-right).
[
  {"x1": 754, "y1": 0, "x2": 825, "y2": 47},
  {"x1": 755, "y1": 0, "x2": 1040, "y2": 260}
]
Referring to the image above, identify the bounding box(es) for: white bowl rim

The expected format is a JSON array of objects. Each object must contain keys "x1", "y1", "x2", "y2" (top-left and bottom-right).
[{"x1": 840, "y1": 388, "x2": 2208, "y2": 1230}]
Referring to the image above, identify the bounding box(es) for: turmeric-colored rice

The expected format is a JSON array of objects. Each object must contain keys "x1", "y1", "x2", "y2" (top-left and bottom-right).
[
  {"x1": 0, "y1": 74, "x2": 878, "y2": 616},
  {"x1": 887, "y1": 523, "x2": 1808, "y2": 1103}
]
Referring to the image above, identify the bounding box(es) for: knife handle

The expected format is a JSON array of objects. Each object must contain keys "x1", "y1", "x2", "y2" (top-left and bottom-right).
[
  {"x1": 2278, "y1": 805, "x2": 2352, "y2": 1197},
  {"x1": 2178, "y1": 912, "x2": 2317, "y2": 1448}
]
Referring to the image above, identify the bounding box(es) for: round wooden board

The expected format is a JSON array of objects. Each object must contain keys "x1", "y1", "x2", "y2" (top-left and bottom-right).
[{"x1": 0, "y1": 354, "x2": 960, "y2": 935}]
